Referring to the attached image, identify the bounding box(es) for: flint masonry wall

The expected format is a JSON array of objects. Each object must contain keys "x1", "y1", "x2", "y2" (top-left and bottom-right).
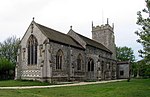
[{"x1": 18, "y1": 22, "x2": 47, "y2": 81}]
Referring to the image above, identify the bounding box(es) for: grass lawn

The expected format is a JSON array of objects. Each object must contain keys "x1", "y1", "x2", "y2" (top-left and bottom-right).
[
  {"x1": 0, "y1": 80, "x2": 49, "y2": 87},
  {"x1": 0, "y1": 79, "x2": 149, "y2": 97}
]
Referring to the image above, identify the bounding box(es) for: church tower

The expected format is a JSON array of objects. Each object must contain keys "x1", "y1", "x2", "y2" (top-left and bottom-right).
[{"x1": 92, "y1": 19, "x2": 116, "y2": 60}]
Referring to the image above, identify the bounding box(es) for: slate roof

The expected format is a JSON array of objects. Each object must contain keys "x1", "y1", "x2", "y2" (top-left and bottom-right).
[
  {"x1": 35, "y1": 21, "x2": 111, "y2": 53},
  {"x1": 75, "y1": 32, "x2": 112, "y2": 53},
  {"x1": 35, "y1": 22, "x2": 84, "y2": 49}
]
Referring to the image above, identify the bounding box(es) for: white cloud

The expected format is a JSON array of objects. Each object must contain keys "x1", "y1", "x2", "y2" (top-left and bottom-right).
[{"x1": 0, "y1": 0, "x2": 146, "y2": 60}]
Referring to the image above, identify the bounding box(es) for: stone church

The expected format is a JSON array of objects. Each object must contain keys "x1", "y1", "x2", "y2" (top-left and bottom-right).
[{"x1": 15, "y1": 19, "x2": 117, "y2": 83}]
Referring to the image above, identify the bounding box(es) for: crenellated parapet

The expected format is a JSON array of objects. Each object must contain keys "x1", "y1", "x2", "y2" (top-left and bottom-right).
[{"x1": 92, "y1": 24, "x2": 114, "y2": 33}]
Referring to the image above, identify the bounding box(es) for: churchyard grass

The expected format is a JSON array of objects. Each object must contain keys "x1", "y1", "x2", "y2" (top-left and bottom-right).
[
  {"x1": 0, "y1": 78, "x2": 149, "y2": 97},
  {"x1": 0, "y1": 80, "x2": 49, "y2": 87}
]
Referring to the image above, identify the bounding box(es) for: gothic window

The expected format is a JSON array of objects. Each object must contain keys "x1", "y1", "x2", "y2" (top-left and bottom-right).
[
  {"x1": 27, "y1": 35, "x2": 38, "y2": 65},
  {"x1": 56, "y1": 49, "x2": 63, "y2": 70},
  {"x1": 77, "y1": 54, "x2": 82, "y2": 70},
  {"x1": 88, "y1": 58, "x2": 94, "y2": 71}
]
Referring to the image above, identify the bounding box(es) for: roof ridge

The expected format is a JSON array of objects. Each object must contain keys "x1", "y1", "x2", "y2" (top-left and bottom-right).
[
  {"x1": 36, "y1": 23, "x2": 67, "y2": 35},
  {"x1": 36, "y1": 23, "x2": 79, "y2": 40},
  {"x1": 34, "y1": 22, "x2": 84, "y2": 49}
]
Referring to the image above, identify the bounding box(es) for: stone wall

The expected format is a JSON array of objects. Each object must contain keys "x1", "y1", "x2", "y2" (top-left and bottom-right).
[
  {"x1": 49, "y1": 41, "x2": 85, "y2": 82},
  {"x1": 92, "y1": 24, "x2": 116, "y2": 60},
  {"x1": 16, "y1": 21, "x2": 117, "y2": 83},
  {"x1": 117, "y1": 64, "x2": 130, "y2": 79},
  {"x1": 16, "y1": 21, "x2": 47, "y2": 81},
  {"x1": 85, "y1": 45, "x2": 116, "y2": 80}
]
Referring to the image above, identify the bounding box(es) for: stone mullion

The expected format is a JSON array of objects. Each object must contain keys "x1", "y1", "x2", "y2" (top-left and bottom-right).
[
  {"x1": 29, "y1": 43, "x2": 32, "y2": 65},
  {"x1": 30, "y1": 42, "x2": 33, "y2": 65},
  {"x1": 33, "y1": 44, "x2": 35, "y2": 65}
]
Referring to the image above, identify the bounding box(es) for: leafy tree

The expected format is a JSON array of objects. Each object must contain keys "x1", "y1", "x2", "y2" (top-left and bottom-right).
[
  {"x1": 0, "y1": 57, "x2": 15, "y2": 80},
  {"x1": 135, "y1": 0, "x2": 150, "y2": 61},
  {"x1": 117, "y1": 46, "x2": 136, "y2": 78},
  {"x1": 131, "y1": 62, "x2": 138, "y2": 77},
  {"x1": 137, "y1": 60, "x2": 150, "y2": 78},
  {"x1": 0, "y1": 36, "x2": 20, "y2": 80},
  {"x1": 0, "y1": 36, "x2": 20, "y2": 64},
  {"x1": 116, "y1": 46, "x2": 141, "y2": 78},
  {"x1": 116, "y1": 46, "x2": 135, "y2": 63},
  {"x1": 134, "y1": 0, "x2": 150, "y2": 78}
]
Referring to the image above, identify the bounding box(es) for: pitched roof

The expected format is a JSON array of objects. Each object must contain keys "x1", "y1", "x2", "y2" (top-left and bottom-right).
[
  {"x1": 75, "y1": 31, "x2": 112, "y2": 53},
  {"x1": 34, "y1": 21, "x2": 111, "y2": 53},
  {"x1": 35, "y1": 22, "x2": 84, "y2": 49}
]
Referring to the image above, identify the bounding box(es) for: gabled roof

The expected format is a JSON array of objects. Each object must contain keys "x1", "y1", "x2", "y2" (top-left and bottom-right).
[
  {"x1": 34, "y1": 21, "x2": 111, "y2": 53},
  {"x1": 74, "y1": 31, "x2": 112, "y2": 53},
  {"x1": 35, "y1": 22, "x2": 84, "y2": 49}
]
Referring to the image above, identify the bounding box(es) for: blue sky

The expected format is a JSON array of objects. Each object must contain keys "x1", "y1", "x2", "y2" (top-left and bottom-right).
[{"x1": 0, "y1": 0, "x2": 146, "y2": 61}]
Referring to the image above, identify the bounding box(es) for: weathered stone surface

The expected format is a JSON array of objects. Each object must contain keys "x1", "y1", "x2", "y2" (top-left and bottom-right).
[
  {"x1": 15, "y1": 20, "x2": 119, "y2": 82},
  {"x1": 92, "y1": 24, "x2": 116, "y2": 60}
]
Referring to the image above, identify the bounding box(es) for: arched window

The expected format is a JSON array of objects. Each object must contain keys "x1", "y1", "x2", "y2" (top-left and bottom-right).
[
  {"x1": 77, "y1": 54, "x2": 82, "y2": 70},
  {"x1": 88, "y1": 58, "x2": 94, "y2": 71},
  {"x1": 27, "y1": 35, "x2": 38, "y2": 65},
  {"x1": 56, "y1": 49, "x2": 63, "y2": 70}
]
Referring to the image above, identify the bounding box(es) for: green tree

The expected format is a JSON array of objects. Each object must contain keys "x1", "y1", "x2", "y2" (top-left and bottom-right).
[
  {"x1": 135, "y1": 0, "x2": 150, "y2": 61},
  {"x1": 116, "y1": 46, "x2": 135, "y2": 62},
  {"x1": 117, "y1": 46, "x2": 136, "y2": 77},
  {"x1": 137, "y1": 60, "x2": 150, "y2": 78},
  {"x1": 134, "y1": 0, "x2": 150, "y2": 78},
  {"x1": 0, "y1": 36, "x2": 20, "y2": 80},
  {"x1": 0, "y1": 36, "x2": 20, "y2": 64},
  {"x1": 0, "y1": 57, "x2": 15, "y2": 80}
]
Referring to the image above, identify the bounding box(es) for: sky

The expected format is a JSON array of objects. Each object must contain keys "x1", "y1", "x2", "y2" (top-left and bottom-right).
[{"x1": 0, "y1": 0, "x2": 146, "y2": 61}]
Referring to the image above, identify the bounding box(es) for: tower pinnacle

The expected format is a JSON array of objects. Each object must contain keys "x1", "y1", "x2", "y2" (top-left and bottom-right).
[{"x1": 107, "y1": 18, "x2": 109, "y2": 24}]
